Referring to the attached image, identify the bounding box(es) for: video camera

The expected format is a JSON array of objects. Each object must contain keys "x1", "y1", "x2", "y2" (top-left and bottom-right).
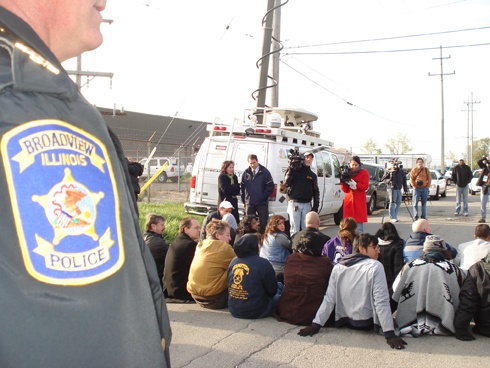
[
  {"x1": 339, "y1": 163, "x2": 356, "y2": 184},
  {"x1": 387, "y1": 159, "x2": 403, "y2": 171},
  {"x1": 288, "y1": 147, "x2": 305, "y2": 170}
]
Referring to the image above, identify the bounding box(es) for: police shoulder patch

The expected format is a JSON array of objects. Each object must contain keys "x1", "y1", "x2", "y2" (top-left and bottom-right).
[{"x1": 1, "y1": 119, "x2": 125, "y2": 285}]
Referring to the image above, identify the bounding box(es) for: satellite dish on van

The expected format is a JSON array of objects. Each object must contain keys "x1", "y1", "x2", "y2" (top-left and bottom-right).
[
  {"x1": 273, "y1": 108, "x2": 318, "y2": 127},
  {"x1": 266, "y1": 112, "x2": 282, "y2": 128}
]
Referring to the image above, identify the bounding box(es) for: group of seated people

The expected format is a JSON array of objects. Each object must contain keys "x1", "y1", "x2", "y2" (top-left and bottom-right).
[{"x1": 146, "y1": 202, "x2": 490, "y2": 350}]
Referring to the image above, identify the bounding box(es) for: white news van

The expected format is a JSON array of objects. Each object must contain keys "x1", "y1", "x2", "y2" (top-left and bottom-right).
[{"x1": 184, "y1": 108, "x2": 345, "y2": 225}]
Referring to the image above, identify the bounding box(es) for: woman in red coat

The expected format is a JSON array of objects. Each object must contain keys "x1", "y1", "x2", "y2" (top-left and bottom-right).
[{"x1": 341, "y1": 156, "x2": 369, "y2": 232}]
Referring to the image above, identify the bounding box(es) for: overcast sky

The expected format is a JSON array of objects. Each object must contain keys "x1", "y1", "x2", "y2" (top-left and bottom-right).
[{"x1": 63, "y1": 0, "x2": 490, "y2": 162}]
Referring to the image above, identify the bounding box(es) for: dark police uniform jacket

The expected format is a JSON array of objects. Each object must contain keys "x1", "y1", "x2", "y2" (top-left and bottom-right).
[{"x1": 0, "y1": 7, "x2": 171, "y2": 367}]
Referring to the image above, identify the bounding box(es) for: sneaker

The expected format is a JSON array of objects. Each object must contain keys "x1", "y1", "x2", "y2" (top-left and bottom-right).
[
  {"x1": 454, "y1": 213, "x2": 459, "y2": 216},
  {"x1": 479, "y1": 219, "x2": 486, "y2": 223},
  {"x1": 414, "y1": 216, "x2": 419, "y2": 221},
  {"x1": 464, "y1": 213, "x2": 468, "y2": 217},
  {"x1": 390, "y1": 219, "x2": 398, "y2": 223}
]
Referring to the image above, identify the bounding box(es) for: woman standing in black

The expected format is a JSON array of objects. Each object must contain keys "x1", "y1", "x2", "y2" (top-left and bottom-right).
[{"x1": 218, "y1": 160, "x2": 240, "y2": 224}]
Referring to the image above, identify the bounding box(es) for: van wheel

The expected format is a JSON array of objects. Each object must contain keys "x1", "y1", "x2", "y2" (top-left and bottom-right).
[
  {"x1": 169, "y1": 177, "x2": 178, "y2": 183},
  {"x1": 157, "y1": 172, "x2": 168, "y2": 183},
  {"x1": 334, "y1": 205, "x2": 343, "y2": 225},
  {"x1": 432, "y1": 187, "x2": 439, "y2": 200},
  {"x1": 367, "y1": 193, "x2": 376, "y2": 215},
  {"x1": 441, "y1": 187, "x2": 446, "y2": 198}
]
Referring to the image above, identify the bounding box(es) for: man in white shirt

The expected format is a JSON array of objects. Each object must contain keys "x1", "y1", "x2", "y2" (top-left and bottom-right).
[{"x1": 458, "y1": 224, "x2": 490, "y2": 272}]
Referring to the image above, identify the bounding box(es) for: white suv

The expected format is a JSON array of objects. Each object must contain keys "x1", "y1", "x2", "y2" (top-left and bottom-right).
[{"x1": 140, "y1": 157, "x2": 185, "y2": 183}]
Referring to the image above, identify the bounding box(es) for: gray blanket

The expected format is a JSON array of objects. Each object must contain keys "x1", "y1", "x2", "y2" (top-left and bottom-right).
[{"x1": 392, "y1": 258, "x2": 464, "y2": 336}]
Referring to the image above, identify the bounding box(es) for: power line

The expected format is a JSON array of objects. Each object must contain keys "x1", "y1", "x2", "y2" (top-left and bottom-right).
[
  {"x1": 285, "y1": 25, "x2": 490, "y2": 49},
  {"x1": 280, "y1": 59, "x2": 425, "y2": 128},
  {"x1": 285, "y1": 42, "x2": 490, "y2": 56}
]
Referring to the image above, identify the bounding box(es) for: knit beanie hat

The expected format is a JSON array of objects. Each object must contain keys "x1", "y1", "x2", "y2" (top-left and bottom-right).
[{"x1": 423, "y1": 235, "x2": 447, "y2": 253}]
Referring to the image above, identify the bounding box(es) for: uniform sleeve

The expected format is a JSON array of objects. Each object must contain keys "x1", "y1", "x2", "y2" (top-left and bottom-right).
[
  {"x1": 372, "y1": 264, "x2": 395, "y2": 333},
  {"x1": 454, "y1": 268, "x2": 481, "y2": 331},
  {"x1": 312, "y1": 268, "x2": 338, "y2": 326}
]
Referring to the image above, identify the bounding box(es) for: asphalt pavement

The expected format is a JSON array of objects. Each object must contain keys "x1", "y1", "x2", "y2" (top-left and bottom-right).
[{"x1": 166, "y1": 185, "x2": 490, "y2": 368}]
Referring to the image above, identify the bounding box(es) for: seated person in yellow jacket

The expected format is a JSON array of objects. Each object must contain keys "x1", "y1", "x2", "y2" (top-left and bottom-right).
[{"x1": 187, "y1": 219, "x2": 236, "y2": 309}]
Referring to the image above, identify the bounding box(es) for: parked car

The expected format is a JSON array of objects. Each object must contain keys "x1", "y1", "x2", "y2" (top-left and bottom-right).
[
  {"x1": 363, "y1": 163, "x2": 388, "y2": 215},
  {"x1": 405, "y1": 170, "x2": 447, "y2": 200},
  {"x1": 444, "y1": 169, "x2": 453, "y2": 185},
  {"x1": 469, "y1": 169, "x2": 482, "y2": 195},
  {"x1": 140, "y1": 157, "x2": 185, "y2": 183}
]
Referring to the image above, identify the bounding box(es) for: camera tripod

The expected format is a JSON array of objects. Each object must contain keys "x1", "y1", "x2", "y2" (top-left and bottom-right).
[{"x1": 381, "y1": 188, "x2": 416, "y2": 223}]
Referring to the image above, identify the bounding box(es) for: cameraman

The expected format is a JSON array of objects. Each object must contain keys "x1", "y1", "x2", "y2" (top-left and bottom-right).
[
  {"x1": 282, "y1": 152, "x2": 320, "y2": 236},
  {"x1": 476, "y1": 156, "x2": 490, "y2": 223},
  {"x1": 381, "y1": 162, "x2": 408, "y2": 223}
]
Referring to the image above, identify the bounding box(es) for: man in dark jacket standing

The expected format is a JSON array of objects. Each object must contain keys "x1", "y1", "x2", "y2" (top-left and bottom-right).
[
  {"x1": 381, "y1": 162, "x2": 408, "y2": 223},
  {"x1": 476, "y1": 156, "x2": 490, "y2": 223},
  {"x1": 241, "y1": 154, "x2": 274, "y2": 234},
  {"x1": 283, "y1": 152, "x2": 320, "y2": 236},
  {"x1": 452, "y1": 158, "x2": 473, "y2": 217},
  {"x1": 454, "y1": 253, "x2": 490, "y2": 341},
  {"x1": 0, "y1": 2, "x2": 171, "y2": 367},
  {"x1": 228, "y1": 234, "x2": 279, "y2": 319},
  {"x1": 163, "y1": 217, "x2": 200, "y2": 302},
  {"x1": 144, "y1": 214, "x2": 170, "y2": 287}
]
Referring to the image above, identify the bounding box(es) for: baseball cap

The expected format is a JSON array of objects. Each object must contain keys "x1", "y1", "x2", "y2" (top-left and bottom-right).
[{"x1": 219, "y1": 201, "x2": 234, "y2": 209}]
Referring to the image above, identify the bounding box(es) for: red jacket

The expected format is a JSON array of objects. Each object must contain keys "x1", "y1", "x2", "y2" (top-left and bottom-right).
[{"x1": 341, "y1": 168, "x2": 369, "y2": 223}]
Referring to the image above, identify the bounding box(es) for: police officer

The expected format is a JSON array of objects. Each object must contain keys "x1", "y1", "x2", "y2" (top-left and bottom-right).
[
  {"x1": 282, "y1": 151, "x2": 320, "y2": 236},
  {"x1": 0, "y1": 2, "x2": 171, "y2": 367}
]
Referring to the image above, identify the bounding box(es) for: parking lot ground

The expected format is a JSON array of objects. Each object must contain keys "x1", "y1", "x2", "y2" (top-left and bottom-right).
[{"x1": 166, "y1": 185, "x2": 490, "y2": 368}]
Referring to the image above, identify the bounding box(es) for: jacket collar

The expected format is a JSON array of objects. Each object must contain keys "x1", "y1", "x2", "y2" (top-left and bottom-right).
[{"x1": 0, "y1": 6, "x2": 78, "y2": 99}]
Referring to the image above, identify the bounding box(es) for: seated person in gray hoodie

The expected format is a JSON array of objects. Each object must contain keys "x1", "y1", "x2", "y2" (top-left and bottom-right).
[
  {"x1": 298, "y1": 233, "x2": 407, "y2": 350},
  {"x1": 228, "y1": 234, "x2": 281, "y2": 319}
]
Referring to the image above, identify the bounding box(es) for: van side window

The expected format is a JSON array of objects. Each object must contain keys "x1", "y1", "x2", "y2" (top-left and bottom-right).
[
  {"x1": 321, "y1": 152, "x2": 332, "y2": 178},
  {"x1": 333, "y1": 155, "x2": 341, "y2": 178},
  {"x1": 150, "y1": 159, "x2": 157, "y2": 166},
  {"x1": 315, "y1": 154, "x2": 324, "y2": 177},
  {"x1": 378, "y1": 168, "x2": 384, "y2": 181}
]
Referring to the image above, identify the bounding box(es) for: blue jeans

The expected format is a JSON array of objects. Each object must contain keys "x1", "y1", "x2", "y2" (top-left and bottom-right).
[
  {"x1": 287, "y1": 201, "x2": 311, "y2": 236},
  {"x1": 259, "y1": 282, "x2": 283, "y2": 318},
  {"x1": 388, "y1": 189, "x2": 402, "y2": 220},
  {"x1": 413, "y1": 187, "x2": 429, "y2": 219},
  {"x1": 455, "y1": 185, "x2": 469, "y2": 215},
  {"x1": 481, "y1": 190, "x2": 489, "y2": 220}
]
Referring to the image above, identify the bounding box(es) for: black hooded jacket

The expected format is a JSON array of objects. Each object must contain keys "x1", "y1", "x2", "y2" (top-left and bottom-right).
[
  {"x1": 454, "y1": 253, "x2": 490, "y2": 337},
  {"x1": 227, "y1": 234, "x2": 278, "y2": 319}
]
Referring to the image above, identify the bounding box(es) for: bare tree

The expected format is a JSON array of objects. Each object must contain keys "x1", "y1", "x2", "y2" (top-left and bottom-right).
[
  {"x1": 361, "y1": 138, "x2": 382, "y2": 154},
  {"x1": 385, "y1": 133, "x2": 413, "y2": 155},
  {"x1": 445, "y1": 150, "x2": 456, "y2": 163}
]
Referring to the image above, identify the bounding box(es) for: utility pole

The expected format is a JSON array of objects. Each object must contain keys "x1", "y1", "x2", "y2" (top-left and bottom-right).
[
  {"x1": 429, "y1": 45, "x2": 455, "y2": 174},
  {"x1": 255, "y1": 0, "x2": 275, "y2": 124},
  {"x1": 67, "y1": 19, "x2": 114, "y2": 91},
  {"x1": 270, "y1": 0, "x2": 281, "y2": 108},
  {"x1": 462, "y1": 98, "x2": 470, "y2": 165},
  {"x1": 463, "y1": 96, "x2": 480, "y2": 169}
]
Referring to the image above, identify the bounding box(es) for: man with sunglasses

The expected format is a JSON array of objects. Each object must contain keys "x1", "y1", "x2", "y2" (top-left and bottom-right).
[{"x1": 298, "y1": 233, "x2": 407, "y2": 350}]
